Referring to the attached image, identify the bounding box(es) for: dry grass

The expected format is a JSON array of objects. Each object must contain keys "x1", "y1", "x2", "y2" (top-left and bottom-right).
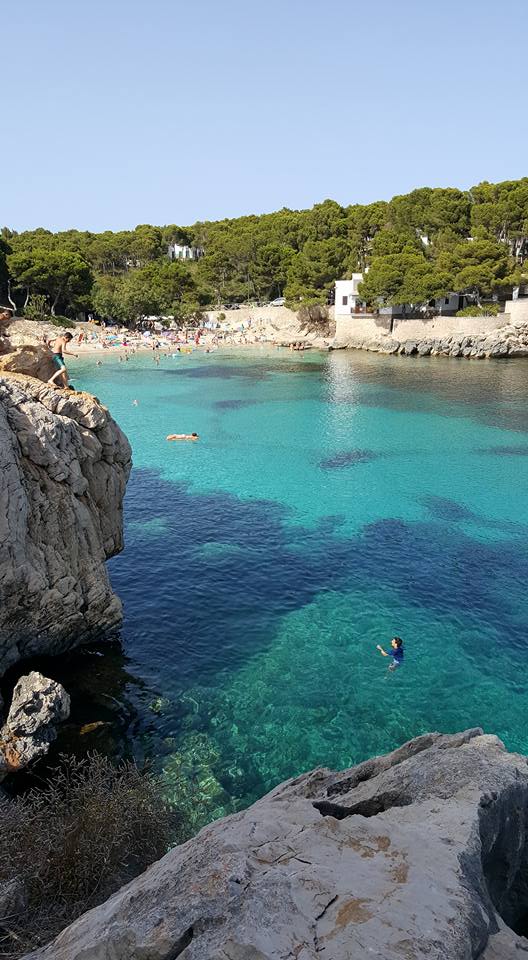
[{"x1": 0, "y1": 754, "x2": 179, "y2": 958}]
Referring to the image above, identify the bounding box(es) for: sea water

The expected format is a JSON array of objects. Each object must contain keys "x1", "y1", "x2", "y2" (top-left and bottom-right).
[{"x1": 62, "y1": 348, "x2": 528, "y2": 830}]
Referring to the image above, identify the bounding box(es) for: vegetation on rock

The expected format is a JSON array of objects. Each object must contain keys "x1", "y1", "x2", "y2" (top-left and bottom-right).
[{"x1": 0, "y1": 754, "x2": 178, "y2": 958}]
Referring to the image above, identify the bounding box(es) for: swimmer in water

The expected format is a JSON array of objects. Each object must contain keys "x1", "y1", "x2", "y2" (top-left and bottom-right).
[
  {"x1": 167, "y1": 432, "x2": 199, "y2": 441},
  {"x1": 377, "y1": 637, "x2": 404, "y2": 672},
  {"x1": 132, "y1": 399, "x2": 138, "y2": 406}
]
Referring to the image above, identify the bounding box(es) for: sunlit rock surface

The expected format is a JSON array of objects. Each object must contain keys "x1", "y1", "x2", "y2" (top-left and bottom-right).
[
  {"x1": 0, "y1": 373, "x2": 131, "y2": 672},
  {"x1": 24, "y1": 729, "x2": 528, "y2": 959}
]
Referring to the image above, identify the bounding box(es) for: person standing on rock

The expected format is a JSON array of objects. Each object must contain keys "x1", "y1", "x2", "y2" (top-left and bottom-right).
[
  {"x1": 47, "y1": 332, "x2": 78, "y2": 389},
  {"x1": 377, "y1": 637, "x2": 404, "y2": 672}
]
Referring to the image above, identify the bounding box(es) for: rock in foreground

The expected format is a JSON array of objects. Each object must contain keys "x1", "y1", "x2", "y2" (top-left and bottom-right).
[
  {"x1": 24, "y1": 729, "x2": 528, "y2": 959},
  {"x1": 0, "y1": 671, "x2": 70, "y2": 778},
  {"x1": 0, "y1": 374, "x2": 131, "y2": 672}
]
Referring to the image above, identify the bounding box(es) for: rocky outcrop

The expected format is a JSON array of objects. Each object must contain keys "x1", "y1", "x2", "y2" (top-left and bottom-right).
[
  {"x1": 0, "y1": 373, "x2": 131, "y2": 672},
  {"x1": 0, "y1": 671, "x2": 70, "y2": 778},
  {"x1": 24, "y1": 729, "x2": 528, "y2": 959},
  {"x1": 0, "y1": 318, "x2": 59, "y2": 381},
  {"x1": 0, "y1": 342, "x2": 57, "y2": 381},
  {"x1": 336, "y1": 318, "x2": 528, "y2": 360}
]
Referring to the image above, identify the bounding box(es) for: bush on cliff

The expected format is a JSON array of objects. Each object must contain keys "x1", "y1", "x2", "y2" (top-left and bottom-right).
[
  {"x1": 0, "y1": 754, "x2": 179, "y2": 958},
  {"x1": 50, "y1": 315, "x2": 76, "y2": 329},
  {"x1": 456, "y1": 303, "x2": 502, "y2": 317}
]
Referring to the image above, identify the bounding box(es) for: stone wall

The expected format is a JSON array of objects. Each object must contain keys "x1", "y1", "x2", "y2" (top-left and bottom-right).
[
  {"x1": 334, "y1": 311, "x2": 503, "y2": 347},
  {"x1": 504, "y1": 299, "x2": 528, "y2": 323}
]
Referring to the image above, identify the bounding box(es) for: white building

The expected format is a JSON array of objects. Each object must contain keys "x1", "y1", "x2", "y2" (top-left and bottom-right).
[
  {"x1": 334, "y1": 275, "x2": 364, "y2": 316},
  {"x1": 167, "y1": 243, "x2": 204, "y2": 261}
]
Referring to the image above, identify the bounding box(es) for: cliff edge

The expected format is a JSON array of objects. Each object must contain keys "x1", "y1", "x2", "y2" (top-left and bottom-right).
[
  {"x1": 0, "y1": 374, "x2": 131, "y2": 673},
  {"x1": 24, "y1": 729, "x2": 528, "y2": 959}
]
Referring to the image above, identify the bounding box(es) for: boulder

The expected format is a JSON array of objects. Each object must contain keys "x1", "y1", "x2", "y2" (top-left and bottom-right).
[
  {"x1": 0, "y1": 344, "x2": 56, "y2": 382},
  {"x1": 0, "y1": 374, "x2": 131, "y2": 673},
  {"x1": 22, "y1": 729, "x2": 528, "y2": 960},
  {"x1": 417, "y1": 341, "x2": 431, "y2": 356},
  {"x1": 377, "y1": 339, "x2": 400, "y2": 355},
  {"x1": 0, "y1": 672, "x2": 70, "y2": 776},
  {"x1": 488, "y1": 341, "x2": 509, "y2": 358}
]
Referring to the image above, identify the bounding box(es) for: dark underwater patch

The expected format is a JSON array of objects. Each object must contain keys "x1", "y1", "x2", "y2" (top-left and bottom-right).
[
  {"x1": 421, "y1": 496, "x2": 477, "y2": 523},
  {"x1": 161, "y1": 363, "x2": 269, "y2": 381},
  {"x1": 478, "y1": 445, "x2": 528, "y2": 457},
  {"x1": 421, "y1": 494, "x2": 527, "y2": 538},
  {"x1": 319, "y1": 449, "x2": 381, "y2": 469},
  {"x1": 161, "y1": 359, "x2": 326, "y2": 382},
  {"x1": 214, "y1": 399, "x2": 260, "y2": 410},
  {"x1": 108, "y1": 469, "x2": 528, "y2": 692}
]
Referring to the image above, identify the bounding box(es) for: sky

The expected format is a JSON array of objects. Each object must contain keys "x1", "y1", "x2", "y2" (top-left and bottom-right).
[{"x1": 3, "y1": 0, "x2": 527, "y2": 232}]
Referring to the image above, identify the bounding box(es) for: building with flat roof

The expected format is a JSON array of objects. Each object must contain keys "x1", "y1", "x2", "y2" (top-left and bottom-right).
[
  {"x1": 167, "y1": 243, "x2": 204, "y2": 261},
  {"x1": 334, "y1": 275, "x2": 364, "y2": 316}
]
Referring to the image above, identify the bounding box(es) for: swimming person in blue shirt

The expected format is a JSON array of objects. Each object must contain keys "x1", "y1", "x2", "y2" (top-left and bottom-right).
[{"x1": 377, "y1": 636, "x2": 404, "y2": 672}]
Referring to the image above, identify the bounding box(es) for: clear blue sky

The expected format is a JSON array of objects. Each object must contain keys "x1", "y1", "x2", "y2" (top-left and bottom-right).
[{"x1": 3, "y1": 0, "x2": 527, "y2": 232}]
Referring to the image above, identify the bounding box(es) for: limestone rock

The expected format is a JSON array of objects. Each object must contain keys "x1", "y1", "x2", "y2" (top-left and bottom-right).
[
  {"x1": 0, "y1": 672, "x2": 70, "y2": 776},
  {"x1": 23, "y1": 729, "x2": 528, "y2": 960},
  {"x1": 0, "y1": 343, "x2": 56, "y2": 381},
  {"x1": 0, "y1": 374, "x2": 131, "y2": 673},
  {"x1": 488, "y1": 341, "x2": 508, "y2": 358}
]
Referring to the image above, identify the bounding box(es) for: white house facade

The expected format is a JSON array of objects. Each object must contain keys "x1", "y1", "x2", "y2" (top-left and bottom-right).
[
  {"x1": 334, "y1": 275, "x2": 364, "y2": 316},
  {"x1": 167, "y1": 243, "x2": 204, "y2": 261}
]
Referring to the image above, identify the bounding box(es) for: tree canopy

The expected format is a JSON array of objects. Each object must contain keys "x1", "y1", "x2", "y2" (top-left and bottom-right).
[{"x1": 2, "y1": 176, "x2": 527, "y2": 321}]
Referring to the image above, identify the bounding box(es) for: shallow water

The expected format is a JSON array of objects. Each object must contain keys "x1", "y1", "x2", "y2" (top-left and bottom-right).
[{"x1": 43, "y1": 349, "x2": 528, "y2": 828}]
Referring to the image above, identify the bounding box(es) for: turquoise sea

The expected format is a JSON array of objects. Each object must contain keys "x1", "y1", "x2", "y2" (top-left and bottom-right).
[{"x1": 44, "y1": 348, "x2": 528, "y2": 830}]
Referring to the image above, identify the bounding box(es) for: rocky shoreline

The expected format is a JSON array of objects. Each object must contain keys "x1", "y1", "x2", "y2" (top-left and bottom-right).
[
  {"x1": 335, "y1": 318, "x2": 528, "y2": 359},
  {"x1": 23, "y1": 729, "x2": 528, "y2": 960}
]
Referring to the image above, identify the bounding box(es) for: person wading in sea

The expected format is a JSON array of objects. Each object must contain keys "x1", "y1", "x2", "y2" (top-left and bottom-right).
[{"x1": 47, "y1": 332, "x2": 78, "y2": 389}]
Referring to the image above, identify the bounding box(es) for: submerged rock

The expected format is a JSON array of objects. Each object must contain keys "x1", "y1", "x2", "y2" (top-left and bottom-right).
[
  {"x1": 0, "y1": 373, "x2": 131, "y2": 672},
  {"x1": 0, "y1": 671, "x2": 70, "y2": 777},
  {"x1": 23, "y1": 729, "x2": 528, "y2": 959}
]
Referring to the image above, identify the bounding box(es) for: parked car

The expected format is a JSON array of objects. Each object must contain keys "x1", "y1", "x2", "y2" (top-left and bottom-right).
[{"x1": 269, "y1": 297, "x2": 285, "y2": 307}]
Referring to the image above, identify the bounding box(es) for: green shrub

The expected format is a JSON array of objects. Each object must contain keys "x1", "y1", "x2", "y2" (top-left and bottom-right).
[
  {"x1": 23, "y1": 295, "x2": 50, "y2": 323},
  {"x1": 456, "y1": 303, "x2": 502, "y2": 317},
  {"x1": 0, "y1": 754, "x2": 179, "y2": 958},
  {"x1": 50, "y1": 315, "x2": 76, "y2": 329}
]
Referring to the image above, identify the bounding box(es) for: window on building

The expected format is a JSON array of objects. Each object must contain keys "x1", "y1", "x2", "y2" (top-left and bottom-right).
[
  {"x1": 445, "y1": 297, "x2": 450, "y2": 304},
  {"x1": 342, "y1": 296, "x2": 348, "y2": 305}
]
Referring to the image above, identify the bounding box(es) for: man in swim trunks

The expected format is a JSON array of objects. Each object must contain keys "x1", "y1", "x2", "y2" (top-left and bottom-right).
[
  {"x1": 377, "y1": 636, "x2": 404, "y2": 671},
  {"x1": 47, "y1": 332, "x2": 78, "y2": 388},
  {"x1": 167, "y1": 433, "x2": 199, "y2": 441}
]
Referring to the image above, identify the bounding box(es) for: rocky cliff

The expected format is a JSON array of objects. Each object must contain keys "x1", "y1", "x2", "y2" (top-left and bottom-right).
[
  {"x1": 0, "y1": 373, "x2": 131, "y2": 673},
  {"x1": 24, "y1": 729, "x2": 528, "y2": 959}
]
